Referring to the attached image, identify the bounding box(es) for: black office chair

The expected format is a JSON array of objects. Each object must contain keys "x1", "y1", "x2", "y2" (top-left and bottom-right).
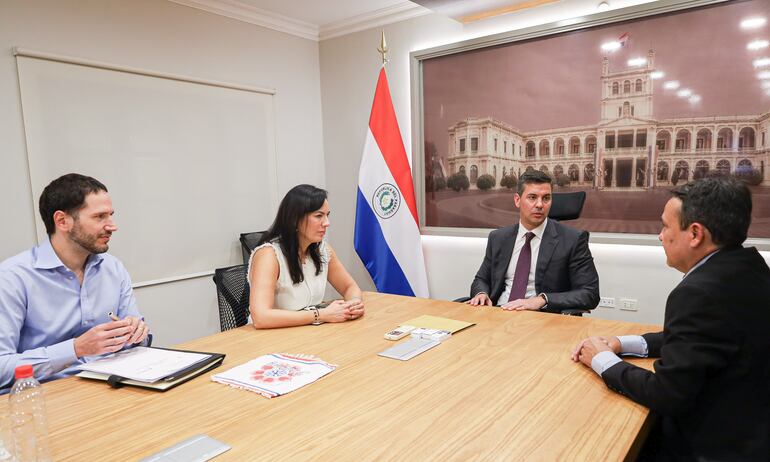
[
  {"x1": 548, "y1": 191, "x2": 586, "y2": 221},
  {"x1": 213, "y1": 264, "x2": 250, "y2": 331},
  {"x1": 239, "y1": 231, "x2": 266, "y2": 266},
  {"x1": 453, "y1": 190, "x2": 590, "y2": 316},
  {"x1": 548, "y1": 190, "x2": 590, "y2": 315}
]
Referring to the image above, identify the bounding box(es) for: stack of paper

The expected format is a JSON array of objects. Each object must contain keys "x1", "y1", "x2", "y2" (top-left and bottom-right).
[
  {"x1": 78, "y1": 347, "x2": 213, "y2": 382},
  {"x1": 211, "y1": 353, "x2": 336, "y2": 398}
]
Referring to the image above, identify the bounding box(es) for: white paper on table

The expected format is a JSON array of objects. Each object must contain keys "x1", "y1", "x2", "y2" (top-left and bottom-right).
[
  {"x1": 211, "y1": 353, "x2": 336, "y2": 398},
  {"x1": 77, "y1": 347, "x2": 211, "y2": 383}
]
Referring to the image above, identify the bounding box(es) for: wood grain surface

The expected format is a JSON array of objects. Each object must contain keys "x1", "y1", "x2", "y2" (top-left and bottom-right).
[{"x1": 0, "y1": 292, "x2": 658, "y2": 461}]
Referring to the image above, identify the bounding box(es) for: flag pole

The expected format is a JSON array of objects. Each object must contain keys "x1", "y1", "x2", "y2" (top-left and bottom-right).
[{"x1": 377, "y1": 30, "x2": 388, "y2": 65}]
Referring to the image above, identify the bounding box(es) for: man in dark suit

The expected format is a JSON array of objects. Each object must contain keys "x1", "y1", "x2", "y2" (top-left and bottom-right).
[
  {"x1": 468, "y1": 170, "x2": 599, "y2": 313},
  {"x1": 572, "y1": 176, "x2": 770, "y2": 460}
]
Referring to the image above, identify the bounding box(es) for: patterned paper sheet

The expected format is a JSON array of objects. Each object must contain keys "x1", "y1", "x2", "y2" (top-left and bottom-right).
[{"x1": 211, "y1": 353, "x2": 336, "y2": 398}]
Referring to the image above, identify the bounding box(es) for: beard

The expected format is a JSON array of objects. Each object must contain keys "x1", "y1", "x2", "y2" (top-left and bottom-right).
[{"x1": 70, "y1": 221, "x2": 110, "y2": 254}]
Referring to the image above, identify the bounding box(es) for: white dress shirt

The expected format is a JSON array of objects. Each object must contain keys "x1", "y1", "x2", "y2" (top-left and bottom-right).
[
  {"x1": 498, "y1": 218, "x2": 548, "y2": 304},
  {"x1": 591, "y1": 335, "x2": 649, "y2": 375}
]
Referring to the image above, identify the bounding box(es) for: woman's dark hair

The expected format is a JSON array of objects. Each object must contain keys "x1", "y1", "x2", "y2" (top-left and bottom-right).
[
  {"x1": 259, "y1": 184, "x2": 328, "y2": 285},
  {"x1": 39, "y1": 173, "x2": 108, "y2": 236}
]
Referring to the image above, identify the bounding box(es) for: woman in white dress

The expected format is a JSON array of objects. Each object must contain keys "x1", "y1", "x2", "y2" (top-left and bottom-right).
[{"x1": 248, "y1": 184, "x2": 364, "y2": 328}]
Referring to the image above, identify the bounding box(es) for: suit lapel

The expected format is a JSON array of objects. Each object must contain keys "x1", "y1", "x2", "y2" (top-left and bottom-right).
[
  {"x1": 494, "y1": 225, "x2": 518, "y2": 294},
  {"x1": 535, "y1": 220, "x2": 558, "y2": 290}
]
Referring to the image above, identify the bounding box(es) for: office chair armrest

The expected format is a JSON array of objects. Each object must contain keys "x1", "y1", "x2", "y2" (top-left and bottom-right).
[{"x1": 560, "y1": 308, "x2": 590, "y2": 317}]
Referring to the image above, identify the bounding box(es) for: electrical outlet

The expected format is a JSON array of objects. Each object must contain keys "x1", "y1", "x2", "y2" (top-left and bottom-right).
[
  {"x1": 598, "y1": 296, "x2": 615, "y2": 308},
  {"x1": 619, "y1": 298, "x2": 638, "y2": 311}
]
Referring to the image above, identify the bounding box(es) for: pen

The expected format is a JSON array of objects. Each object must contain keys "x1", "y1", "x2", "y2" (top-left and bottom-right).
[{"x1": 107, "y1": 311, "x2": 120, "y2": 322}]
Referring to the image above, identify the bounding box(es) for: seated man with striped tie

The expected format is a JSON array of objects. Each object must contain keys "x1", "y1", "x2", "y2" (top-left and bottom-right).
[{"x1": 467, "y1": 170, "x2": 600, "y2": 313}]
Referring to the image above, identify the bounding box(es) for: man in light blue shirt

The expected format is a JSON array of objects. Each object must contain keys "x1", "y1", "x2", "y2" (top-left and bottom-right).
[{"x1": 0, "y1": 173, "x2": 149, "y2": 389}]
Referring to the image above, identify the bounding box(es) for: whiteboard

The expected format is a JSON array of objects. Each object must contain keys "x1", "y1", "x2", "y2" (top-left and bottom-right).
[{"x1": 16, "y1": 51, "x2": 278, "y2": 284}]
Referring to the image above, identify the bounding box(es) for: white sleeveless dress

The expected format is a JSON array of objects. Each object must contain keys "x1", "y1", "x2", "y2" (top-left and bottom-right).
[{"x1": 248, "y1": 239, "x2": 329, "y2": 310}]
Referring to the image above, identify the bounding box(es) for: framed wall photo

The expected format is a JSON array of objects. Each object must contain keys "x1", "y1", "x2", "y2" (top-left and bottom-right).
[{"x1": 411, "y1": 0, "x2": 770, "y2": 240}]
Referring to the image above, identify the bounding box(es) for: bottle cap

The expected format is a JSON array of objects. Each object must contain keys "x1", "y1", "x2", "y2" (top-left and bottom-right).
[{"x1": 14, "y1": 364, "x2": 34, "y2": 379}]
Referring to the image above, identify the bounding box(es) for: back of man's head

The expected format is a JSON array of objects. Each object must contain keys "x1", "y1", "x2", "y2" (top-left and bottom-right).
[
  {"x1": 39, "y1": 173, "x2": 108, "y2": 236},
  {"x1": 517, "y1": 170, "x2": 552, "y2": 196},
  {"x1": 671, "y1": 176, "x2": 752, "y2": 247}
]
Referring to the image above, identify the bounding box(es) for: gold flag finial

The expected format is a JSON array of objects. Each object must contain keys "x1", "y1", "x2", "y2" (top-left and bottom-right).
[{"x1": 377, "y1": 30, "x2": 389, "y2": 65}]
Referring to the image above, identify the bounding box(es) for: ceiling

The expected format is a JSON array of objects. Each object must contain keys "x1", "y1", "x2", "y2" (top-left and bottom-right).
[
  {"x1": 412, "y1": 0, "x2": 564, "y2": 23},
  {"x1": 168, "y1": 0, "x2": 429, "y2": 40},
  {"x1": 168, "y1": 0, "x2": 621, "y2": 41},
  {"x1": 235, "y1": 0, "x2": 410, "y2": 26}
]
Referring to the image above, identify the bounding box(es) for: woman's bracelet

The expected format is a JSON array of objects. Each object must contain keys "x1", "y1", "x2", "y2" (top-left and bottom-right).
[{"x1": 311, "y1": 306, "x2": 323, "y2": 325}]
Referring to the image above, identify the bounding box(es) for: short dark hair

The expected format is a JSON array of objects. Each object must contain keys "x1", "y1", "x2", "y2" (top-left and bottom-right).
[
  {"x1": 671, "y1": 176, "x2": 752, "y2": 247},
  {"x1": 517, "y1": 170, "x2": 552, "y2": 196},
  {"x1": 38, "y1": 173, "x2": 108, "y2": 236},
  {"x1": 259, "y1": 184, "x2": 328, "y2": 285}
]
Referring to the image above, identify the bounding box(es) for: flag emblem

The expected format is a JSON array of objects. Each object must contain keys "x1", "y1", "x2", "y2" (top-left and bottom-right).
[{"x1": 372, "y1": 183, "x2": 401, "y2": 219}]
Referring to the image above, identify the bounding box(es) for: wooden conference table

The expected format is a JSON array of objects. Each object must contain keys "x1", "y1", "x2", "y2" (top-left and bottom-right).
[{"x1": 2, "y1": 292, "x2": 659, "y2": 461}]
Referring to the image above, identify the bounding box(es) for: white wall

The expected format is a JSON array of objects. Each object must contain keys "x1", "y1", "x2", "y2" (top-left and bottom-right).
[{"x1": 0, "y1": 0, "x2": 325, "y2": 345}]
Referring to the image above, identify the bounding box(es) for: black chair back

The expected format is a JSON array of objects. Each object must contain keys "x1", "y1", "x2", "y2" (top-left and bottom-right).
[
  {"x1": 239, "y1": 231, "x2": 265, "y2": 266},
  {"x1": 213, "y1": 264, "x2": 250, "y2": 331},
  {"x1": 548, "y1": 191, "x2": 586, "y2": 221}
]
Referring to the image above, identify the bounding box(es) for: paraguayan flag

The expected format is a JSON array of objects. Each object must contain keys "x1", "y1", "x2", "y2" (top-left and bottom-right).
[{"x1": 354, "y1": 67, "x2": 429, "y2": 298}]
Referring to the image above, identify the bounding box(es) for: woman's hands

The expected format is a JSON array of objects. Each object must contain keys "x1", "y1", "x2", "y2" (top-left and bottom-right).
[{"x1": 319, "y1": 299, "x2": 365, "y2": 323}]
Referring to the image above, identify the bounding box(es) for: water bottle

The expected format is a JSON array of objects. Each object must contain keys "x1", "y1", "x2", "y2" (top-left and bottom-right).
[{"x1": 9, "y1": 365, "x2": 51, "y2": 462}]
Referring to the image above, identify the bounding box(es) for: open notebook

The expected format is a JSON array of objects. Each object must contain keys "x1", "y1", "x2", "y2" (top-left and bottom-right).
[{"x1": 77, "y1": 347, "x2": 225, "y2": 391}]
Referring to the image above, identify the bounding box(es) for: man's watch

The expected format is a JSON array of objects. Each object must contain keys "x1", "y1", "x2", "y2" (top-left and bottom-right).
[{"x1": 537, "y1": 293, "x2": 548, "y2": 311}]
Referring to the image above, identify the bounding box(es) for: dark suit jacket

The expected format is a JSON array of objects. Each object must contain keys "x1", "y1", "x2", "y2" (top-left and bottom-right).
[
  {"x1": 602, "y1": 246, "x2": 770, "y2": 461},
  {"x1": 469, "y1": 220, "x2": 600, "y2": 312}
]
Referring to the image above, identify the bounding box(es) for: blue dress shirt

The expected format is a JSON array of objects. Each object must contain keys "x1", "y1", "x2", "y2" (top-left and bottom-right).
[{"x1": 0, "y1": 238, "x2": 142, "y2": 389}]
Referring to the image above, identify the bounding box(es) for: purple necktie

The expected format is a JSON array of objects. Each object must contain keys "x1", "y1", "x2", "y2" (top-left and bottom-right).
[{"x1": 509, "y1": 232, "x2": 535, "y2": 302}]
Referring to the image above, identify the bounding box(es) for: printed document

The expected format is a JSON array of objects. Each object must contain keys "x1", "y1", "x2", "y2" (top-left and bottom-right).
[{"x1": 78, "y1": 347, "x2": 211, "y2": 383}]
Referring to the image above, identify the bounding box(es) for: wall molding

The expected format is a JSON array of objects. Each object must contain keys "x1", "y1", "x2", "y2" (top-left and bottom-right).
[
  {"x1": 14, "y1": 47, "x2": 276, "y2": 95},
  {"x1": 319, "y1": 3, "x2": 430, "y2": 41},
  {"x1": 169, "y1": 0, "x2": 319, "y2": 40},
  {"x1": 133, "y1": 270, "x2": 214, "y2": 289},
  {"x1": 169, "y1": 0, "x2": 429, "y2": 41}
]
